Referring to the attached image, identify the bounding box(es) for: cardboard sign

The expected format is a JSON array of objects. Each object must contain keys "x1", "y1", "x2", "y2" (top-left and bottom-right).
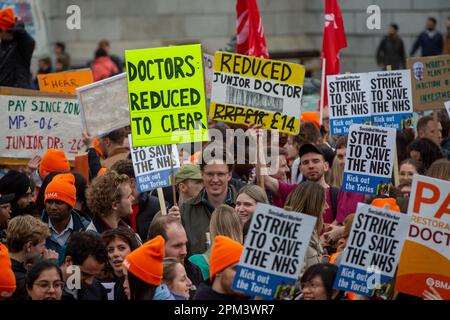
[
  {"x1": 129, "y1": 135, "x2": 180, "y2": 192},
  {"x1": 327, "y1": 73, "x2": 371, "y2": 136},
  {"x1": 77, "y1": 73, "x2": 130, "y2": 137},
  {"x1": 407, "y1": 54, "x2": 450, "y2": 111},
  {"x1": 334, "y1": 203, "x2": 410, "y2": 297},
  {"x1": 368, "y1": 70, "x2": 414, "y2": 130},
  {"x1": 342, "y1": 124, "x2": 396, "y2": 195},
  {"x1": 0, "y1": 87, "x2": 83, "y2": 162},
  {"x1": 203, "y1": 53, "x2": 214, "y2": 100},
  {"x1": 125, "y1": 44, "x2": 209, "y2": 147},
  {"x1": 232, "y1": 203, "x2": 316, "y2": 299},
  {"x1": 396, "y1": 175, "x2": 450, "y2": 300},
  {"x1": 445, "y1": 101, "x2": 450, "y2": 118},
  {"x1": 210, "y1": 52, "x2": 305, "y2": 135},
  {"x1": 38, "y1": 69, "x2": 94, "y2": 95}
]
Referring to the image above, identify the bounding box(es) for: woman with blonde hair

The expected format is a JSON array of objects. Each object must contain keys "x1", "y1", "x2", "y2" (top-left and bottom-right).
[
  {"x1": 284, "y1": 182, "x2": 327, "y2": 275},
  {"x1": 188, "y1": 204, "x2": 243, "y2": 280},
  {"x1": 163, "y1": 257, "x2": 193, "y2": 300},
  {"x1": 235, "y1": 184, "x2": 269, "y2": 224}
]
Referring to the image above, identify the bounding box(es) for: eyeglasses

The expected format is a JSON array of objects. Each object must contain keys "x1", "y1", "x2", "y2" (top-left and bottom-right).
[
  {"x1": 33, "y1": 280, "x2": 65, "y2": 291},
  {"x1": 203, "y1": 172, "x2": 228, "y2": 179}
]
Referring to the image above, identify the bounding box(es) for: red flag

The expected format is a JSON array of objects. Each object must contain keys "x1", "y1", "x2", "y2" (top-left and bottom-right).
[
  {"x1": 321, "y1": 0, "x2": 347, "y2": 107},
  {"x1": 236, "y1": 0, "x2": 269, "y2": 59}
]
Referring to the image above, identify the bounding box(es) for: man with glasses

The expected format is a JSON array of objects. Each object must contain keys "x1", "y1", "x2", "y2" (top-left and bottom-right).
[
  {"x1": 169, "y1": 145, "x2": 238, "y2": 256},
  {"x1": 0, "y1": 170, "x2": 35, "y2": 218}
]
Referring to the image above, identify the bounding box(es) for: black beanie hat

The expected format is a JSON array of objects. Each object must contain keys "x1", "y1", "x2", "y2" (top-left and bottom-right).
[{"x1": 0, "y1": 171, "x2": 30, "y2": 202}]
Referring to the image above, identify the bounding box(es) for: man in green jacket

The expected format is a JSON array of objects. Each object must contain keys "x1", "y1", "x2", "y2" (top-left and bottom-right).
[{"x1": 169, "y1": 147, "x2": 238, "y2": 256}]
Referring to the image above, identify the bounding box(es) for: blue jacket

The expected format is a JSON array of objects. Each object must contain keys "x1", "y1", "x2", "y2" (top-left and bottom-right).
[
  {"x1": 41, "y1": 209, "x2": 90, "y2": 265},
  {"x1": 410, "y1": 31, "x2": 444, "y2": 57}
]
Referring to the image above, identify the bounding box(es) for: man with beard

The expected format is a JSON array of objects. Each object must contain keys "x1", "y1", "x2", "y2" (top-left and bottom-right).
[
  {"x1": 148, "y1": 215, "x2": 203, "y2": 297},
  {"x1": 60, "y1": 232, "x2": 108, "y2": 300},
  {"x1": 41, "y1": 174, "x2": 89, "y2": 265},
  {"x1": 264, "y1": 144, "x2": 340, "y2": 224},
  {"x1": 410, "y1": 17, "x2": 444, "y2": 57},
  {"x1": 0, "y1": 192, "x2": 14, "y2": 244},
  {"x1": 0, "y1": 171, "x2": 35, "y2": 218}
]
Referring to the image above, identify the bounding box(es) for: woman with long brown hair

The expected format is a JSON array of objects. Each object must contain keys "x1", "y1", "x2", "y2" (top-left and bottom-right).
[{"x1": 284, "y1": 181, "x2": 327, "y2": 275}]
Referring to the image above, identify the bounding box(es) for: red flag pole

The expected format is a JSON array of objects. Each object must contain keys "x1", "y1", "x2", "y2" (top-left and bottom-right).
[{"x1": 319, "y1": 57, "x2": 326, "y2": 125}]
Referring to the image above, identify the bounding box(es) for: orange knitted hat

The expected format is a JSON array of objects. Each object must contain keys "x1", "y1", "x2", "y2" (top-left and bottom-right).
[
  {"x1": 97, "y1": 168, "x2": 108, "y2": 176},
  {"x1": 210, "y1": 236, "x2": 243, "y2": 280},
  {"x1": 300, "y1": 111, "x2": 321, "y2": 128},
  {"x1": 0, "y1": 243, "x2": 16, "y2": 295},
  {"x1": 0, "y1": 8, "x2": 15, "y2": 31},
  {"x1": 123, "y1": 236, "x2": 165, "y2": 286},
  {"x1": 44, "y1": 173, "x2": 76, "y2": 207},
  {"x1": 39, "y1": 149, "x2": 70, "y2": 177},
  {"x1": 371, "y1": 197, "x2": 400, "y2": 212}
]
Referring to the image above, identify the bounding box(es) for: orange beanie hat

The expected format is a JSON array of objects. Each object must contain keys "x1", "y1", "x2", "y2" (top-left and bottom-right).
[
  {"x1": 97, "y1": 168, "x2": 108, "y2": 176},
  {"x1": 92, "y1": 138, "x2": 104, "y2": 158},
  {"x1": 44, "y1": 173, "x2": 76, "y2": 207},
  {"x1": 0, "y1": 243, "x2": 16, "y2": 296},
  {"x1": 300, "y1": 111, "x2": 321, "y2": 129},
  {"x1": 123, "y1": 236, "x2": 165, "y2": 286},
  {"x1": 0, "y1": 8, "x2": 16, "y2": 31},
  {"x1": 210, "y1": 236, "x2": 243, "y2": 280},
  {"x1": 39, "y1": 149, "x2": 70, "y2": 177},
  {"x1": 371, "y1": 197, "x2": 400, "y2": 212}
]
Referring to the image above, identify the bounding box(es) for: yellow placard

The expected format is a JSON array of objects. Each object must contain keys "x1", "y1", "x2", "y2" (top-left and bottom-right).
[
  {"x1": 209, "y1": 102, "x2": 300, "y2": 133},
  {"x1": 211, "y1": 52, "x2": 305, "y2": 135},
  {"x1": 214, "y1": 52, "x2": 305, "y2": 86},
  {"x1": 38, "y1": 69, "x2": 94, "y2": 95},
  {"x1": 125, "y1": 44, "x2": 209, "y2": 147}
]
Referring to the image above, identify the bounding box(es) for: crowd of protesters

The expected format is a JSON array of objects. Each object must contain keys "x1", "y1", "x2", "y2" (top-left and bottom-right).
[{"x1": 0, "y1": 8, "x2": 449, "y2": 301}]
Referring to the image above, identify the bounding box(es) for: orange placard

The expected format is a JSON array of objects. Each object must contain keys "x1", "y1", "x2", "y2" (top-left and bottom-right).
[
  {"x1": 396, "y1": 175, "x2": 450, "y2": 300},
  {"x1": 38, "y1": 69, "x2": 94, "y2": 95}
]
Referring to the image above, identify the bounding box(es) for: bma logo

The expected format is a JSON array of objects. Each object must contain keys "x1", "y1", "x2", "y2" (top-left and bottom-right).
[
  {"x1": 46, "y1": 192, "x2": 58, "y2": 198},
  {"x1": 426, "y1": 277, "x2": 450, "y2": 290}
]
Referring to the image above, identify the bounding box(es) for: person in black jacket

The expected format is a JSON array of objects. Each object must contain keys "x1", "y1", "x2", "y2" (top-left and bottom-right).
[
  {"x1": 376, "y1": 23, "x2": 406, "y2": 70},
  {"x1": 410, "y1": 17, "x2": 444, "y2": 57},
  {"x1": 60, "y1": 232, "x2": 108, "y2": 300},
  {"x1": 0, "y1": 8, "x2": 35, "y2": 88}
]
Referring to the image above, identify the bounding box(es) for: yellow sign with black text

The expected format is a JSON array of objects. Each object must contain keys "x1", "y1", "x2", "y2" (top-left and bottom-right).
[
  {"x1": 210, "y1": 52, "x2": 305, "y2": 134},
  {"x1": 125, "y1": 44, "x2": 209, "y2": 147}
]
